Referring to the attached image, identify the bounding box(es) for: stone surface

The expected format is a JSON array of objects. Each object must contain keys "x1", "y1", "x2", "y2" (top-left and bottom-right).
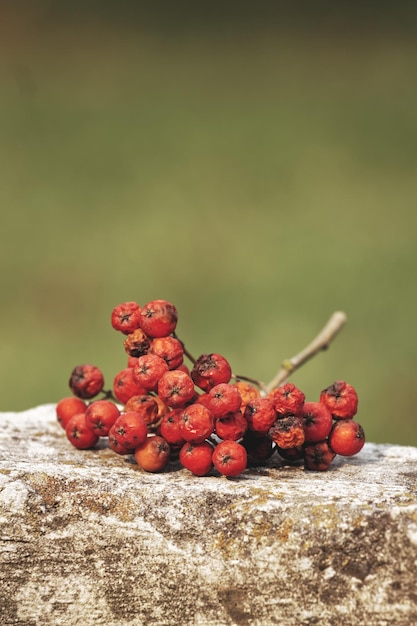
[{"x1": 0, "y1": 404, "x2": 417, "y2": 626}]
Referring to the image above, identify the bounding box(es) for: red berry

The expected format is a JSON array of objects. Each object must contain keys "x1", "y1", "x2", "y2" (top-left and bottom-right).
[
  {"x1": 109, "y1": 410, "x2": 148, "y2": 451},
  {"x1": 111, "y1": 301, "x2": 142, "y2": 334},
  {"x1": 123, "y1": 328, "x2": 151, "y2": 358},
  {"x1": 159, "y1": 409, "x2": 186, "y2": 447},
  {"x1": 134, "y1": 435, "x2": 171, "y2": 472},
  {"x1": 124, "y1": 394, "x2": 159, "y2": 427},
  {"x1": 301, "y1": 401, "x2": 333, "y2": 444},
  {"x1": 303, "y1": 441, "x2": 336, "y2": 471},
  {"x1": 269, "y1": 383, "x2": 305, "y2": 417},
  {"x1": 56, "y1": 396, "x2": 87, "y2": 430},
  {"x1": 205, "y1": 383, "x2": 242, "y2": 419},
  {"x1": 179, "y1": 441, "x2": 214, "y2": 476},
  {"x1": 212, "y1": 440, "x2": 247, "y2": 477},
  {"x1": 113, "y1": 368, "x2": 148, "y2": 404},
  {"x1": 215, "y1": 410, "x2": 248, "y2": 441},
  {"x1": 179, "y1": 404, "x2": 215, "y2": 444},
  {"x1": 320, "y1": 380, "x2": 358, "y2": 419},
  {"x1": 150, "y1": 336, "x2": 184, "y2": 370},
  {"x1": 85, "y1": 400, "x2": 120, "y2": 437},
  {"x1": 139, "y1": 299, "x2": 178, "y2": 338},
  {"x1": 132, "y1": 354, "x2": 169, "y2": 392},
  {"x1": 328, "y1": 419, "x2": 365, "y2": 456},
  {"x1": 191, "y1": 353, "x2": 232, "y2": 392},
  {"x1": 65, "y1": 413, "x2": 99, "y2": 449},
  {"x1": 108, "y1": 434, "x2": 132, "y2": 456},
  {"x1": 69, "y1": 364, "x2": 104, "y2": 399},
  {"x1": 244, "y1": 397, "x2": 276, "y2": 434},
  {"x1": 157, "y1": 369, "x2": 196, "y2": 408}
]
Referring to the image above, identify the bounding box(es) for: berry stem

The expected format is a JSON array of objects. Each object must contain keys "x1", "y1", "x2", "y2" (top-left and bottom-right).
[
  {"x1": 173, "y1": 333, "x2": 197, "y2": 365},
  {"x1": 232, "y1": 373, "x2": 267, "y2": 393},
  {"x1": 265, "y1": 311, "x2": 348, "y2": 393}
]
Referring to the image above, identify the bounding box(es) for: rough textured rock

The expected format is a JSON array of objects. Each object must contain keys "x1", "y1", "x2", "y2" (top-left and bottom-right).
[{"x1": 1, "y1": 404, "x2": 417, "y2": 626}]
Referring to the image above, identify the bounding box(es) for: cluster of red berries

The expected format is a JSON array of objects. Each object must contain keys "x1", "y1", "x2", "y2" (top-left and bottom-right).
[{"x1": 56, "y1": 299, "x2": 365, "y2": 477}]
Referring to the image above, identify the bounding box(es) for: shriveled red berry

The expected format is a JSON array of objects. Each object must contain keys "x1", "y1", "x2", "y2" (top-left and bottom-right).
[
  {"x1": 268, "y1": 415, "x2": 305, "y2": 449},
  {"x1": 206, "y1": 383, "x2": 242, "y2": 418},
  {"x1": 301, "y1": 401, "x2": 333, "y2": 444},
  {"x1": 215, "y1": 410, "x2": 248, "y2": 441},
  {"x1": 150, "y1": 336, "x2": 184, "y2": 370},
  {"x1": 157, "y1": 369, "x2": 196, "y2": 408},
  {"x1": 212, "y1": 440, "x2": 247, "y2": 477},
  {"x1": 56, "y1": 396, "x2": 87, "y2": 430},
  {"x1": 244, "y1": 397, "x2": 277, "y2": 434},
  {"x1": 304, "y1": 441, "x2": 336, "y2": 471},
  {"x1": 269, "y1": 383, "x2": 305, "y2": 417},
  {"x1": 125, "y1": 394, "x2": 159, "y2": 427},
  {"x1": 65, "y1": 413, "x2": 99, "y2": 450},
  {"x1": 159, "y1": 409, "x2": 186, "y2": 447},
  {"x1": 113, "y1": 368, "x2": 148, "y2": 404},
  {"x1": 123, "y1": 328, "x2": 151, "y2": 358},
  {"x1": 191, "y1": 353, "x2": 232, "y2": 392},
  {"x1": 233, "y1": 381, "x2": 261, "y2": 413},
  {"x1": 242, "y1": 430, "x2": 274, "y2": 465},
  {"x1": 179, "y1": 441, "x2": 214, "y2": 476},
  {"x1": 132, "y1": 354, "x2": 169, "y2": 392},
  {"x1": 69, "y1": 364, "x2": 104, "y2": 399},
  {"x1": 85, "y1": 400, "x2": 120, "y2": 437},
  {"x1": 139, "y1": 299, "x2": 178, "y2": 338},
  {"x1": 111, "y1": 301, "x2": 142, "y2": 334},
  {"x1": 179, "y1": 404, "x2": 215, "y2": 444},
  {"x1": 110, "y1": 410, "x2": 148, "y2": 451},
  {"x1": 153, "y1": 394, "x2": 169, "y2": 422},
  {"x1": 134, "y1": 435, "x2": 171, "y2": 472},
  {"x1": 320, "y1": 380, "x2": 358, "y2": 419},
  {"x1": 328, "y1": 419, "x2": 365, "y2": 456}
]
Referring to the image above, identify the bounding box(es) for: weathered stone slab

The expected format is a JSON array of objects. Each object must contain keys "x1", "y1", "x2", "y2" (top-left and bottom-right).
[{"x1": 1, "y1": 404, "x2": 416, "y2": 626}]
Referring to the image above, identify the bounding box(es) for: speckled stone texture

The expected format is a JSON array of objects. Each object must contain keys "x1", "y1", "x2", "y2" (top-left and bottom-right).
[{"x1": 0, "y1": 404, "x2": 416, "y2": 626}]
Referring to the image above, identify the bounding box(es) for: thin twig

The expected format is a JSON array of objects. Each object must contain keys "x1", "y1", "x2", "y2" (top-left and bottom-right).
[
  {"x1": 173, "y1": 333, "x2": 197, "y2": 365},
  {"x1": 265, "y1": 311, "x2": 348, "y2": 394},
  {"x1": 232, "y1": 373, "x2": 267, "y2": 394}
]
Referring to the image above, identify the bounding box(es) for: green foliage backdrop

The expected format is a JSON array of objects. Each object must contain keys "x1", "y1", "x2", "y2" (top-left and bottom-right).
[{"x1": 1, "y1": 2, "x2": 416, "y2": 445}]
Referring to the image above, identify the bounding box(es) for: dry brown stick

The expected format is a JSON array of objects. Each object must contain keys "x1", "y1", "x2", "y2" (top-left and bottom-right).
[{"x1": 265, "y1": 311, "x2": 348, "y2": 394}]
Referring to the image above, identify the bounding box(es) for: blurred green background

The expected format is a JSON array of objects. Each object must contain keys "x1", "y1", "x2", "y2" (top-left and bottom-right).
[{"x1": 1, "y1": 1, "x2": 416, "y2": 445}]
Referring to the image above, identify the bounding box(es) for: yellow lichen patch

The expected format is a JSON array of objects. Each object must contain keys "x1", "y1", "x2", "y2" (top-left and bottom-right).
[
  {"x1": 310, "y1": 503, "x2": 341, "y2": 530},
  {"x1": 78, "y1": 493, "x2": 136, "y2": 523},
  {"x1": 274, "y1": 517, "x2": 293, "y2": 543}
]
